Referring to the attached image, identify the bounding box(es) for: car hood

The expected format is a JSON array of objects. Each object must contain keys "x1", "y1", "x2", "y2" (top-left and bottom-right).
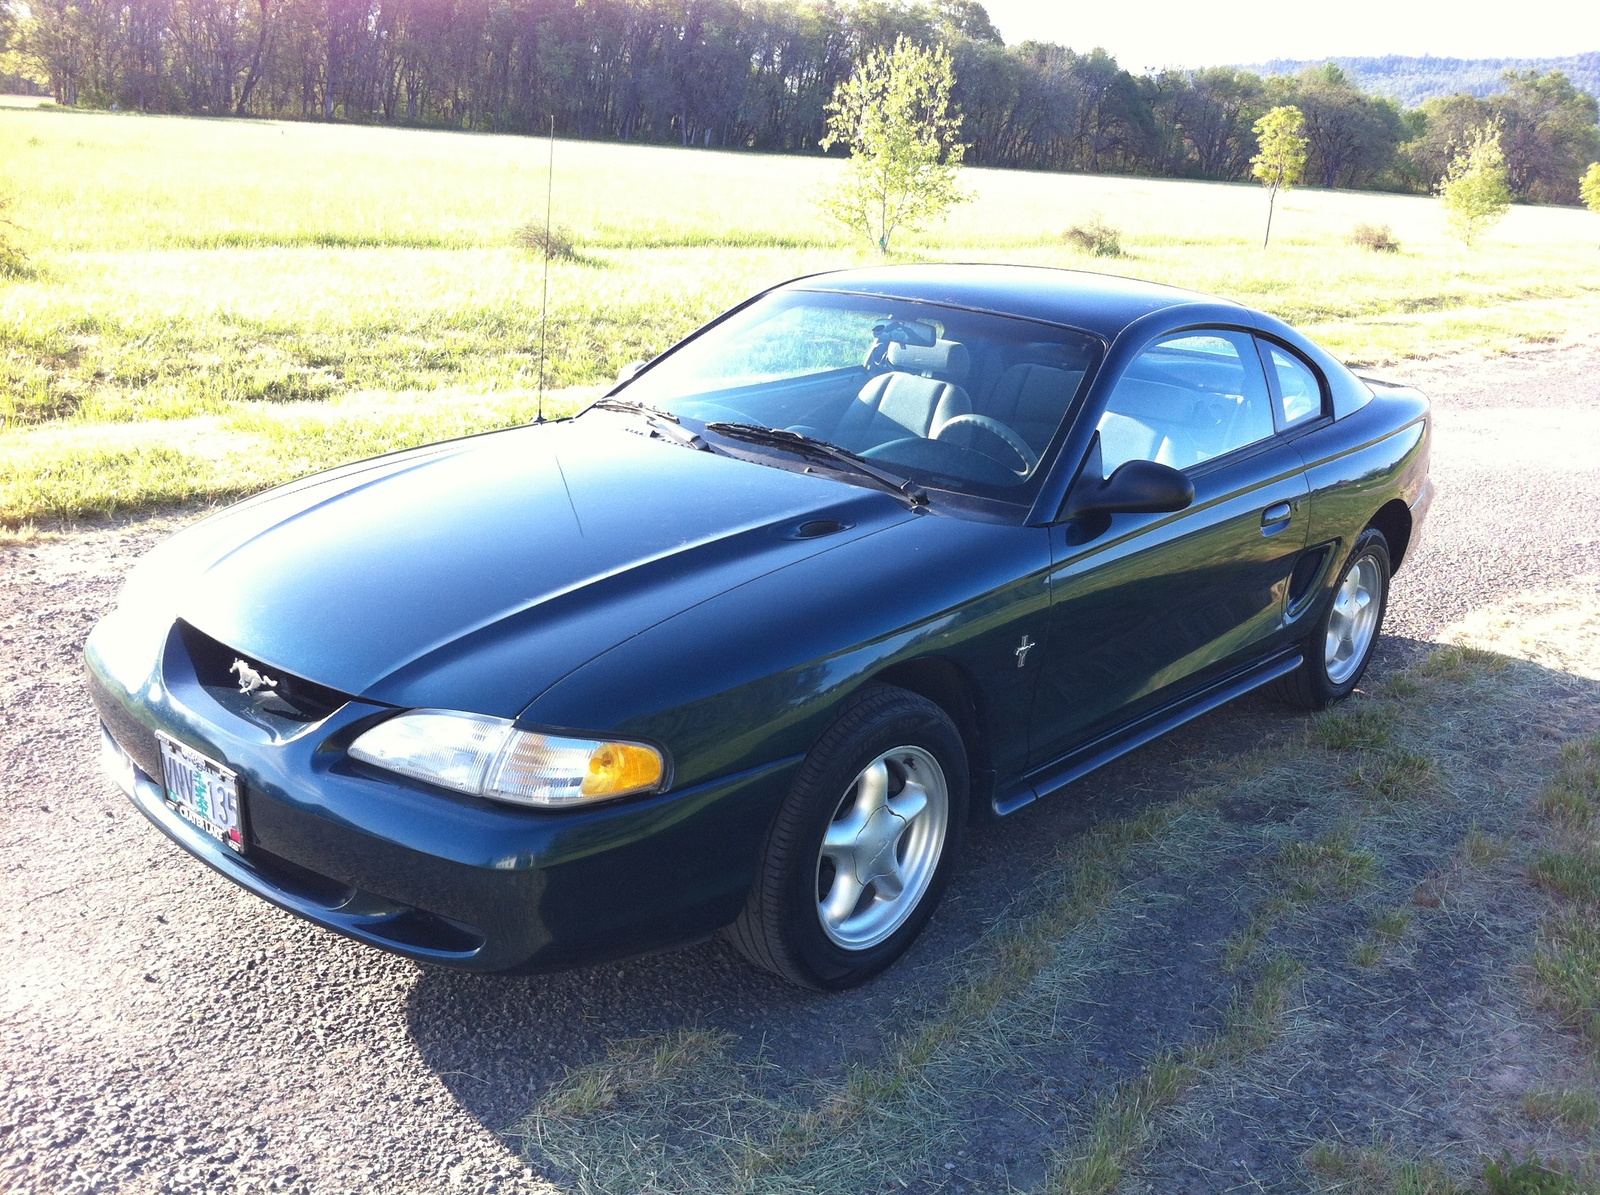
[{"x1": 145, "y1": 417, "x2": 914, "y2": 718}]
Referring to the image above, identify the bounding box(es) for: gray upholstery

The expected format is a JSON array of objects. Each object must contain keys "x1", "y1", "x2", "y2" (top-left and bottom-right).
[
  {"x1": 981, "y1": 363, "x2": 1083, "y2": 453},
  {"x1": 835, "y1": 339, "x2": 972, "y2": 450},
  {"x1": 1096, "y1": 377, "x2": 1274, "y2": 473},
  {"x1": 1097, "y1": 411, "x2": 1176, "y2": 472},
  {"x1": 886, "y1": 338, "x2": 970, "y2": 379}
]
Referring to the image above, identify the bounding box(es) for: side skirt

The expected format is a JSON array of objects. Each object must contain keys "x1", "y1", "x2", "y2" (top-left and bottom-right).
[{"x1": 992, "y1": 648, "x2": 1304, "y2": 817}]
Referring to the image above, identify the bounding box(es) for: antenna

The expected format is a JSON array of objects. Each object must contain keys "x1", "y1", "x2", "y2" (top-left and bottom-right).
[{"x1": 535, "y1": 115, "x2": 555, "y2": 425}]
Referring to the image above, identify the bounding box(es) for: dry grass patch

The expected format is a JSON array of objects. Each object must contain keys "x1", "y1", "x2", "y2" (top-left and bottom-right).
[
  {"x1": 1522, "y1": 1088, "x2": 1600, "y2": 1132},
  {"x1": 1275, "y1": 830, "x2": 1380, "y2": 901},
  {"x1": 1352, "y1": 905, "x2": 1417, "y2": 968},
  {"x1": 1463, "y1": 825, "x2": 1509, "y2": 867},
  {"x1": 1529, "y1": 732, "x2": 1600, "y2": 1056},
  {"x1": 1311, "y1": 703, "x2": 1396, "y2": 750},
  {"x1": 1418, "y1": 644, "x2": 1514, "y2": 683},
  {"x1": 1351, "y1": 749, "x2": 1440, "y2": 802},
  {"x1": 1309, "y1": 1139, "x2": 1596, "y2": 1194},
  {"x1": 535, "y1": 1028, "x2": 735, "y2": 1119},
  {"x1": 1306, "y1": 1137, "x2": 1467, "y2": 1194},
  {"x1": 1045, "y1": 955, "x2": 1304, "y2": 1195},
  {"x1": 513, "y1": 221, "x2": 584, "y2": 261},
  {"x1": 1539, "y1": 740, "x2": 1600, "y2": 829},
  {"x1": 1439, "y1": 592, "x2": 1600, "y2": 685}
]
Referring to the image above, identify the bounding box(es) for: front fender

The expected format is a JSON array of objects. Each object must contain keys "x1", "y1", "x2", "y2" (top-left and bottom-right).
[{"x1": 520, "y1": 513, "x2": 1053, "y2": 794}]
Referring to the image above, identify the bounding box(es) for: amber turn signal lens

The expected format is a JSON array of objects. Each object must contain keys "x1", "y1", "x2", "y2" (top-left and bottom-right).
[{"x1": 582, "y1": 742, "x2": 664, "y2": 797}]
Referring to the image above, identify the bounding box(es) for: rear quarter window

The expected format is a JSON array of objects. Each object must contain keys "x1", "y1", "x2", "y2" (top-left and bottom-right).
[{"x1": 1263, "y1": 343, "x2": 1326, "y2": 426}]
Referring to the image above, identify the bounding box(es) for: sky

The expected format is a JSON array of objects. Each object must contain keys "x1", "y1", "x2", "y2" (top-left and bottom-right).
[{"x1": 977, "y1": 0, "x2": 1600, "y2": 73}]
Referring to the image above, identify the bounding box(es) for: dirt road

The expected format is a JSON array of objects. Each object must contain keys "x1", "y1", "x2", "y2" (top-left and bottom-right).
[{"x1": 2, "y1": 342, "x2": 1597, "y2": 1194}]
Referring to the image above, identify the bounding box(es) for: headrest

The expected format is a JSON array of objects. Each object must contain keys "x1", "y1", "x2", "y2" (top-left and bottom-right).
[{"x1": 887, "y1": 338, "x2": 969, "y2": 380}]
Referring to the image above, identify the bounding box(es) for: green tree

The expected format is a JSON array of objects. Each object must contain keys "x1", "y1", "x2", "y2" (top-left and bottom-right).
[
  {"x1": 931, "y1": 0, "x2": 1001, "y2": 43},
  {"x1": 1275, "y1": 64, "x2": 1404, "y2": 189},
  {"x1": 1497, "y1": 70, "x2": 1600, "y2": 204},
  {"x1": 1582, "y1": 163, "x2": 1600, "y2": 244},
  {"x1": 1251, "y1": 104, "x2": 1307, "y2": 248},
  {"x1": 819, "y1": 34, "x2": 968, "y2": 255},
  {"x1": 1438, "y1": 123, "x2": 1512, "y2": 247}
]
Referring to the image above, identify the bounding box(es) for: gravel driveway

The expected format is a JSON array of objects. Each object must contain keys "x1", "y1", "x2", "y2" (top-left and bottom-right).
[{"x1": 3, "y1": 341, "x2": 1598, "y2": 1195}]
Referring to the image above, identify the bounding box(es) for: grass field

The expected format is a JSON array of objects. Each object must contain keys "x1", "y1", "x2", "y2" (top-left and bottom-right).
[{"x1": 3, "y1": 98, "x2": 1599, "y2": 527}]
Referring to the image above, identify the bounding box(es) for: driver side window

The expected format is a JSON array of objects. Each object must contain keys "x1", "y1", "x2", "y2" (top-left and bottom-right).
[{"x1": 1097, "y1": 331, "x2": 1276, "y2": 475}]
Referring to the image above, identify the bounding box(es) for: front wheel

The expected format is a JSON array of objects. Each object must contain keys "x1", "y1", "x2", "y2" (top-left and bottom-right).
[
  {"x1": 1273, "y1": 528, "x2": 1391, "y2": 710},
  {"x1": 726, "y1": 685, "x2": 968, "y2": 989}
]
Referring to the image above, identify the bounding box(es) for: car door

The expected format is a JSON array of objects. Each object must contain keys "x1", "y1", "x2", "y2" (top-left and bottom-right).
[{"x1": 1029, "y1": 328, "x2": 1310, "y2": 766}]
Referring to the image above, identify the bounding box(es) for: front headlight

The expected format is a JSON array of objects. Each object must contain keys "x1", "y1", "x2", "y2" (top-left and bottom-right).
[{"x1": 347, "y1": 710, "x2": 666, "y2": 808}]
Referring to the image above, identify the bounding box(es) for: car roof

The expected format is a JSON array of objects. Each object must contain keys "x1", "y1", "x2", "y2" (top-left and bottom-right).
[{"x1": 787, "y1": 264, "x2": 1242, "y2": 341}]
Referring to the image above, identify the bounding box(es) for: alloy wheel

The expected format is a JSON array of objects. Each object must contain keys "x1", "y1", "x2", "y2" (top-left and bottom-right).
[
  {"x1": 814, "y1": 746, "x2": 949, "y2": 950},
  {"x1": 1325, "y1": 553, "x2": 1383, "y2": 685}
]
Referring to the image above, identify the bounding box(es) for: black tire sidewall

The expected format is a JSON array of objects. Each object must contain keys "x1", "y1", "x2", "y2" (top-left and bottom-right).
[
  {"x1": 1312, "y1": 529, "x2": 1391, "y2": 702},
  {"x1": 778, "y1": 694, "x2": 968, "y2": 989}
]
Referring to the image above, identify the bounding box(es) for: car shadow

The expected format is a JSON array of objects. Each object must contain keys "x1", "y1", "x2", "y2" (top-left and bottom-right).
[{"x1": 404, "y1": 644, "x2": 1454, "y2": 1145}]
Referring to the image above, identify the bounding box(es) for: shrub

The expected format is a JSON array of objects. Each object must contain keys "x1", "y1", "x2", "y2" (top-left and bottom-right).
[
  {"x1": 0, "y1": 191, "x2": 32, "y2": 278},
  {"x1": 513, "y1": 221, "x2": 580, "y2": 261},
  {"x1": 1351, "y1": 223, "x2": 1400, "y2": 253},
  {"x1": 1063, "y1": 214, "x2": 1124, "y2": 257}
]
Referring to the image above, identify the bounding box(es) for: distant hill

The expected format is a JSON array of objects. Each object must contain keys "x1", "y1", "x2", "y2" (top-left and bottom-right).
[{"x1": 1234, "y1": 52, "x2": 1600, "y2": 108}]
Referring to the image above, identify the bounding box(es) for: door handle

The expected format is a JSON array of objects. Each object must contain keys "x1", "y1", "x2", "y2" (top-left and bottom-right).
[{"x1": 1261, "y1": 502, "x2": 1293, "y2": 533}]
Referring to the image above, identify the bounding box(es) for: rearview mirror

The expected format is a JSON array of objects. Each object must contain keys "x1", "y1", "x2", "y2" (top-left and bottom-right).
[
  {"x1": 1062, "y1": 458, "x2": 1195, "y2": 521},
  {"x1": 872, "y1": 319, "x2": 939, "y2": 348},
  {"x1": 615, "y1": 361, "x2": 646, "y2": 386}
]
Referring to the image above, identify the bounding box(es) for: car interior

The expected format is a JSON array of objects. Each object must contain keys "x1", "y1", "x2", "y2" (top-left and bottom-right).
[
  {"x1": 647, "y1": 302, "x2": 1315, "y2": 498},
  {"x1": 1094, "y1": 333, "x2": 1278, "y2": 473},
  {"x1": 670, "y1": 317, "x2": 1095, "y2": 492}
]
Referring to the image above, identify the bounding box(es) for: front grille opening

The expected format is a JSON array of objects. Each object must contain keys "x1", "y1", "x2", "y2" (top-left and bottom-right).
[
  {"x1": 250, "y1": 849, "x2": 484, "y2": 955},
  {"x1": 367, "y1": 909, "x2": 484, "y2": 955},
  {"x1": 252, "y1": 847, "x2": 358, "y2": 908},
  {"x1": 178, "y1": 621, "x2": 349, "y2": 725}
]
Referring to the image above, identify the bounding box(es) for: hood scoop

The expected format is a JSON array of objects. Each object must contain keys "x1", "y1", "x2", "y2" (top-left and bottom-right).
[{"x1": 792, "y1": 518, "x2": 852, "y2": 539}]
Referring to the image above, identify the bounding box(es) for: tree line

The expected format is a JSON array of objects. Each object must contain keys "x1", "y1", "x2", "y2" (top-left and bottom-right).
[{"x1": 11, "y1": 0, "x2": 1600, "y2": 203}]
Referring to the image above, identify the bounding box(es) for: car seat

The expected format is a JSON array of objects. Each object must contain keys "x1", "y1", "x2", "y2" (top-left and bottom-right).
[{"x1": 833, "y1": 340, "x2": 972, "y2": 451}]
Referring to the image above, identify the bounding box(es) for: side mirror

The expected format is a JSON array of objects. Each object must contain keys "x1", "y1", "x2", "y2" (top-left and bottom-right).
[
  {"x1": 1062, "y1": 458, "x2": 1195, "y2": 521},
  {"x1": 615, "y1": 361, "x2": 646, "y2": 386}
]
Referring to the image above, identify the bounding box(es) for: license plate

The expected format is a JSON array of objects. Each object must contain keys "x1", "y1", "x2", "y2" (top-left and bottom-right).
[{"x1": 157, "y1": 733, "x2": 245, "y2": 853}]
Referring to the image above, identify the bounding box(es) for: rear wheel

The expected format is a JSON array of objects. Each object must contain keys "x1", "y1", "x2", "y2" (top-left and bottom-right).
[
  {"x1": 1273, "y1": 528, "x2": 1391, "y2": 710},
  {"x1": 727, "y1": 685, "x2": 967, "y2": 989}
]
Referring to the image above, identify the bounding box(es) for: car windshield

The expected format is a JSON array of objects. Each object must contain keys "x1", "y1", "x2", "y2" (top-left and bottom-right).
[{"x1": 611, "y1": 290, "x2": 1101, "y2": 501}]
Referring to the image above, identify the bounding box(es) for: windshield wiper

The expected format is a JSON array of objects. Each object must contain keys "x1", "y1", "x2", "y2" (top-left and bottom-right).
[
  {"x1": 704, "y1": 423, "x2": 929, "y2": 509},
  {"x1": 588, "y1": 398, "x2": 710, "y2": 452}
]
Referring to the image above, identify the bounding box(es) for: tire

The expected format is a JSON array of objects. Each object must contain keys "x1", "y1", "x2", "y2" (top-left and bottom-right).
[
  {"x1": 726, "y1": 684, "x2": 968, "y2": 989},
  {"x1": 1272, "y1": 527, "x2": 1391, "y2": 710}
]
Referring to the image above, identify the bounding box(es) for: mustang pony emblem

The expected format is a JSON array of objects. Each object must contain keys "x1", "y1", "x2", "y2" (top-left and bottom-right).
[{"x1": 230, "y1": 659, "x2": 279, "y2": 695}]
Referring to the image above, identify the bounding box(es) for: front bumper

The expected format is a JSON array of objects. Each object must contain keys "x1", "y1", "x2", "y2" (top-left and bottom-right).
[{"x1": 87, "y1": 612, "x2": 799, "y2": 973}]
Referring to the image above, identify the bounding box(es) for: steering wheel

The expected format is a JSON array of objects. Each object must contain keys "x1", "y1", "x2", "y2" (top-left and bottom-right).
[{"x1": 935, "y1": 414, "x2": 1039, "y2": 477}]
